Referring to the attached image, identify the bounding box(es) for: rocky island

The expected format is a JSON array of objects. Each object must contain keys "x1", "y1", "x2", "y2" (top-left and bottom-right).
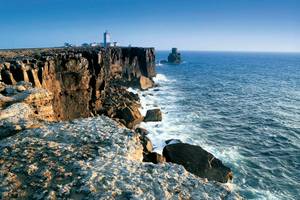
[
  {"x1": 160, "y1": 48, "x2": 182, "y2": 65},
  {"x1": 0, "y1": 47, "x2": 240, "y2": 199}
]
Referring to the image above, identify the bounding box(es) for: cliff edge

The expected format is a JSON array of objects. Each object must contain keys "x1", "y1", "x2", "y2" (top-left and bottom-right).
[{"x1": 0, "y1": 47, "x2": 241, "y2": 199}]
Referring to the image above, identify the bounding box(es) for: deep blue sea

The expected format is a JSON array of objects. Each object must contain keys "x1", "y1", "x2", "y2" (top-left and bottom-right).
[{"x1": 137, "y1": 51, "x2": 300, "y2": 199}]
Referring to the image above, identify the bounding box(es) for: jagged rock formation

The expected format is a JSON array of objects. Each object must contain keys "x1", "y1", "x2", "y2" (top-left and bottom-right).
[
  {"x1": 0, "y1": 47, "x2": 240, "y2": 199},
  {"x1": 163, "y1": 143, "x2": 233, "y2": 183},
  {"x1": 0, "y1": 81, "x2": 55, "y2": 139},
  {"x1": 0, "y1": 116, "x2": 241, "y2": 200},
  {"x1": 168, "y1": 48, "x2": 181, "y2": 64},
  {"x1": 0, "y1": 47, "x2": 155, "y2": 127}
]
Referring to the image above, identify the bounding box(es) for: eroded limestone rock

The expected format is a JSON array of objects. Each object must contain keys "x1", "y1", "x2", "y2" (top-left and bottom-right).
[
  {"x1": 0, "y1": 47, "x2": 156, "y2": 123},
  {"x1": 0, "y1": 82, "x2": 55, "y2": 139},
  {"x1": 0, "y1": 116, "x2": 241, "y2": 200}
]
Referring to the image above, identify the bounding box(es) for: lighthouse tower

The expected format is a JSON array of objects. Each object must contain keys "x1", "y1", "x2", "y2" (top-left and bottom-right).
[{"x1": 103, "y1": 31, "x2": 111, "y2": 47}]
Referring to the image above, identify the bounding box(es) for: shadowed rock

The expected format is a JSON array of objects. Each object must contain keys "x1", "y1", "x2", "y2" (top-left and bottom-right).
[
  {"x1": 144, "y1": 109, "x2": 162, "y2": 122},
  {"x1": 163, "y1": 143, "x2": 233, "y2": 183}
]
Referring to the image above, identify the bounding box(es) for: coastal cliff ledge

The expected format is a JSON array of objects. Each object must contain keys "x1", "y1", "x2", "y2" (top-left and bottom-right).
[
  {"x1": 0, "y1": 47, "x2": 241, "y2": 199},
  {"x1": 0, "y1": 115, "x2": 241, "y2": 199},
  {"x1": 0, "y1": 47, "x2": 155, "y2": 127}
]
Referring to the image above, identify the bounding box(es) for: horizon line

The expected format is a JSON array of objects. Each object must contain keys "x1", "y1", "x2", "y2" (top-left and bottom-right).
[
  {"x1": 157, "y1": 49, "x2": 300, "y2": 54},
  {"x1": 0, "y1": 45, "x2": 299, "y2": 54}
]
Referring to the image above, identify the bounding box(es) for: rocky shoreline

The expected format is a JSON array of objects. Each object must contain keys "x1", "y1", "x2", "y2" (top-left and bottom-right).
[{"x1": 0, "y1": 47, "x2": 241, "y2": 199}]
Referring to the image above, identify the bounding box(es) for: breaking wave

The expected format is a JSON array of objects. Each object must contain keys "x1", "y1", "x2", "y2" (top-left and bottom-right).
[{"x1": 139, "y1": 52, "x2": 300, "y2": 200}]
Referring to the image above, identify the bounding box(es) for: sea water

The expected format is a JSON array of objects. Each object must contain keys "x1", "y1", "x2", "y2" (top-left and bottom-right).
[{"x1": 135, "y1": 51, "x2": 300, "y2": 199}]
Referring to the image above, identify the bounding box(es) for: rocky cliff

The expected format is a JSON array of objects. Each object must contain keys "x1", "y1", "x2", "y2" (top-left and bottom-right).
[
  {"x1": 0, "y1": 115, "x2": 240, "y2": 200},
  {"x1": 0, "y1": 47, "x2": 155, "y2": 125},
  {"x1": 0, "y1": 47, "x2": 240, "y2": 199}
]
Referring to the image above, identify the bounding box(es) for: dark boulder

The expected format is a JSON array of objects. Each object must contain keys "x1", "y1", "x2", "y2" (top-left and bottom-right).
[
  {"x1": 137, "y1": 130, "x2": 153, "y2": 153},
  {"x1": 163, "y1": 143, "x2": 233, "y2": 183},
  {"x1": 115, "y1": 105, "x2": 143, "y2": 129},
  {"x1": 135, "y1": 127, "x2": 149, "y2": 136},
  {"x1": 143, "y1": 152, "x2": 165, "y2": 164},
  {"x1": 144, "y1": 109, "x2": 162, "y2": 122},
  {"x1": 135, "y1": 127, "x2": 165, "y2": 164},
  {"x1": 167, "y1": 48, "x2": 181, "y2": 64}
]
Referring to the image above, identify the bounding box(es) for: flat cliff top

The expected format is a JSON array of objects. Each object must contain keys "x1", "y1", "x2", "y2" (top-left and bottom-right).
[
  {"x1": 0, "y1": 115, "x2": 240, "y2": 199},
  {"x1": 0, "y1": 46, "x2": 154, "y2": 60}
]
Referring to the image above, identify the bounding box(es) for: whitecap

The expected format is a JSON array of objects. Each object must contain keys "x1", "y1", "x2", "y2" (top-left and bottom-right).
[{"x1": 153, "y1": 74, "x2": 173, "y2": 83}]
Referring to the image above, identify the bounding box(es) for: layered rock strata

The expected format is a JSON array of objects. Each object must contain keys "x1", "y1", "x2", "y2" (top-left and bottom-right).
[{"x1": 0, "y1": 47, "x2": 155, "y2": 125}]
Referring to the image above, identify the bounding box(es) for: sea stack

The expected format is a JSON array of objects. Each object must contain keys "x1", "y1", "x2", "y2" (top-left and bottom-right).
[{"x1": 168, "y1": 48, "x2": 181, "y2": 64}]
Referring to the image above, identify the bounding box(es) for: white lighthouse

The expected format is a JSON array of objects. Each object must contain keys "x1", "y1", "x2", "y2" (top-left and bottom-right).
[{"x1": 103, "y1": 31, "x2": 111, "y2": 47}]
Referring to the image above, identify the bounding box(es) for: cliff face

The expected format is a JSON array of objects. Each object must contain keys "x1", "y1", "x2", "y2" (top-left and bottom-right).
[
  {"x1": 0, "y1": 47, "x2": 240, "y2": 199},
  {"x1": 0, "y1": 47, "x2": 155, "y2": 121}
]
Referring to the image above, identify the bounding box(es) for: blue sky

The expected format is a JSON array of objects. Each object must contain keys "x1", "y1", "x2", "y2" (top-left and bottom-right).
[{"x1": 0, "y1": 0, "x2": 299, "y2": 52}]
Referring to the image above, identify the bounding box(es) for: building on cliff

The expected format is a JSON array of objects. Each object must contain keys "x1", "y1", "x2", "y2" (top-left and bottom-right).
[
  {"x1": 101, "y1": 31, "x2": 119, "y2": 47},
  {"x1": 103, "y1": 31, "x2": 111, "y2": 47}
]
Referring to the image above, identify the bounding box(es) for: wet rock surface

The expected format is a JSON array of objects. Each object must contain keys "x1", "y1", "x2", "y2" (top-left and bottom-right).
[
  {"x1": 144, "y1": 109, "x2": 162, "y2": 122},
  {"x1": 0, "y1": 116, "x2": 241, "y2": 200},
  {"x1": 163, "y1": 143, "x2": 233, "y2": 183}
]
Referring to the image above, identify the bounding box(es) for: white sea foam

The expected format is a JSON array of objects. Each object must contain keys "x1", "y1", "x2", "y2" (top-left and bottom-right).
[
  {"x1": 136, "y1": 53, "x2": 300, "y2": 199},
  {"x1": 137, "y1": 73, "x2": 245, "y2": 166},
  {"x1": 136, "y1": 73, "x2": 288, "y2": 199},
  {"x1": 127, "y1": 87, "x2": 138, "y2": 94},
  {"x1": 153, "y1": 74, "x2": 172, "y2": 83}
]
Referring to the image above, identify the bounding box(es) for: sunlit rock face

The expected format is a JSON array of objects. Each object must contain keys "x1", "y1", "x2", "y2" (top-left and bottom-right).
[
  {"x1": 0, "y1": 116, "x2": 241, "y2": 200},
  {"x1": 0, "y1": 47, "x2": 155, "y2": 125},
  {"x1": 0, "y1": 47, "x2": 241, "y2": 200}
]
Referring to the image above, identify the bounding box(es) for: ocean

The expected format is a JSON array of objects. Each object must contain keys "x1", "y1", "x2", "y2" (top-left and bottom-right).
[{"x1": 135, "y1": 51, "x2": 300, "y2": 199}]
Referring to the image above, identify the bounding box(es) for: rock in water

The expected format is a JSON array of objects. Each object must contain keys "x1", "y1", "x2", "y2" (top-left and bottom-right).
[
  {"x1": 163, "y1": 143, "x2": 233, "y2": 183},
  {"x1": 139, "y1": 75, "x2": 154, "y2": 90},
  {"x1": 144, "y1": 109, "x2": 162, "y2": 122},
  {"x1": 168, "y1": 48, "x2": 181, "y2": 64}
]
